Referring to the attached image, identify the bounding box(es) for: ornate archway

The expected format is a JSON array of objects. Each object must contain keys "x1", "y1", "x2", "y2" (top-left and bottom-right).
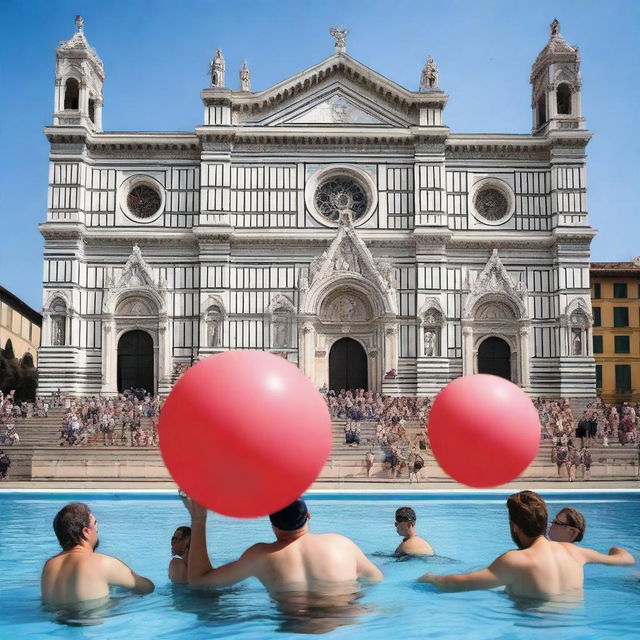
[
  {"x1": 117, "y1": 330, "x2": 154, "y2": 392},
  {"x1": 478, "y1": 336, "x2": 512, "y2": 380},
  {"x1": 329, "y1": 337, "x2": 368, "y2": 391}
]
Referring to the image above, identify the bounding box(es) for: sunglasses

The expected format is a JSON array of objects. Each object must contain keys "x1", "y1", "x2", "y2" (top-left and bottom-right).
[{"x1": 551, "y1": 519, "x2": 575, "y2": 529}]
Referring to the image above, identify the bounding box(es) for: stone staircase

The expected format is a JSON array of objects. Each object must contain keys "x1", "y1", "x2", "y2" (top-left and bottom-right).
[{"x1": 2, "y1": 410, "x2": 638, "y2": 483}]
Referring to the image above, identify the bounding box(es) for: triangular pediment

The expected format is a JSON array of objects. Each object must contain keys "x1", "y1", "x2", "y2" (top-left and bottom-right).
[
  {"x1": 284, "y1": 92, "x2": 388, "y2": 126},
  {"x1": 115, "y1": 245, "x2": 156, "y2": 290},
  {"x1": 226, "y1": 53, "x2": 447, "y2": 127}
]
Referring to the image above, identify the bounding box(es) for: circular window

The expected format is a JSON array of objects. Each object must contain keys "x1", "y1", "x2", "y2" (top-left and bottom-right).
[
  {"x1": 314, "y1": 177, "x2": 368, "y2": 222},
  {"x1": 469, "y1": 178, "x2": 514, "y2": 226},
  {"x1": 305, "y1": 166, "x2": 377, "y2": 227},
  {"x1": 474, "y1": 188, "x2": 508, "y2": 221},
  {"x1": 127, "y1": 184, "x2": 162, "y2": 219},
  {"x1": 119, "y1": 175, "x2": 165, "y2": 223}
]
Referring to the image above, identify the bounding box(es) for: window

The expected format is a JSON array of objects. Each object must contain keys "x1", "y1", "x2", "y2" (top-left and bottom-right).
[
  {"x1": 613, "y1": 307, "x2": 629, "y2": 327},
  {"x1": 593, "y1": 335, "x2": 603, "y2": 354},
  {"x1": 536, "y1": 95, "x2": 547, "y2": 127},
  {"x1": 556, "y1": 83, "x2": 572, "y2": 115},
  {"x1": 63, "y1": 78, "x2": 79, "y2": 110},
  {"x1": 615, "y1": 364, "x2": 632, "y2": 394},
  {"x1": 595, "y1": 364, "x2": 602, "y2": 389},
  {"x1": 613, "y1": 283, "x2": 627, "y2": 298},
  {"x1": 592, "y1": 307, "x2": 601, "y2": 327},
  {"x1": 593, "y1": 283, "x2": 601, "y2": 299},
  {"x1": 614, "y1": 336, "x2": 630, "y2": 354}
]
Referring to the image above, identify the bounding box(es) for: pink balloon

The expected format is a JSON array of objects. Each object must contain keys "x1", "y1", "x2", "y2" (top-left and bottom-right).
[
  {"x1": 427, "y1": 375, "x2": 540, "y2": 487},
  {"x1": 159, "y1": 351, "x2": 332, "y2": 517}
]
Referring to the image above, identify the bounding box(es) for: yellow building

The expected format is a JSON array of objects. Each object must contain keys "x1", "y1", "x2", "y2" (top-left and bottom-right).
[
  {"x1": 590, "y1": 261, "x2": 640, "y2": 403},
  {"x1": 0, "y1": 286, "x2": 42, "y2": 365}
]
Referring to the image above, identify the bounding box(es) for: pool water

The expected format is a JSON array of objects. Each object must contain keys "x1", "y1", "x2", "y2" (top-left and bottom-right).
[{"x1": 1, "y1": 491, "x2": 638, "y2": 639}]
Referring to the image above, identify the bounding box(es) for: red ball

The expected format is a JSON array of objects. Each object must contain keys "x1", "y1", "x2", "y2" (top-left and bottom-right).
[
  {"x1": 159, "y1": 350, "x2": 332, "y2": 517},
  {"x1": 427, "y1": 375, "x2": 540, "y2": 488}
]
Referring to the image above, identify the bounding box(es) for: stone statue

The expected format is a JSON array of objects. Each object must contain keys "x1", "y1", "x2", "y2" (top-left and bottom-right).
[
  {"x1": 75, "y1": 15, "x2": 84, "y2": 32},
  {"x1": 420, "y1": 56, "x2": 439, "y2": 90},
  {"x1": 209, "y1": 48, "x2": 225, "y2": 87},
  {"x1": 424, "y1": 329, "x2": 435, "y2": 357},
  {"x1": 571, "y1": 328, "x2": 582, "y2": 356},
  {"x1": 330, "y1": 27, "x2": 348, "y2": 53},
  {"x1": 273, "y1": 317, "x2": 289, "y2": 348},
  {"x1": 207, "y1": 316, "x2": 219, "y2": 347},
  {"x1": 52, "y1": 316, "x2": 65, "y2": 346},
  {"x1": 239, "y1": 60, "x2": 251, "y2": 91}
]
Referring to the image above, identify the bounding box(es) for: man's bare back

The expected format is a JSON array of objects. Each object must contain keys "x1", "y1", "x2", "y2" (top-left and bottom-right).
[
  {"x1": 41, "y1": 503, "x2": 154, "y2": 607},
  {"x1": 186, "y1": 498, "x2": 383, "y2": 593},
  {"x1": 395, "y1": 535, "x2": 434, "y2": 557}
]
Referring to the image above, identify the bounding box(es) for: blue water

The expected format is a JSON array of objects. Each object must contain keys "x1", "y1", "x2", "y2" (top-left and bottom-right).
[{"x1": 1, "y1": 491, "x2": 639, "y2": 639}]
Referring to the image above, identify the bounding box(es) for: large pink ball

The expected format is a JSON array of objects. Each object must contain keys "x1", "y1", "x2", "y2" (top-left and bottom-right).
[
  {"x1": 428, "y1": 375, "x2": 540, "y2": 487},
  {"x1": 159, "y1": 350, "x2": 332, "y2": 517}
]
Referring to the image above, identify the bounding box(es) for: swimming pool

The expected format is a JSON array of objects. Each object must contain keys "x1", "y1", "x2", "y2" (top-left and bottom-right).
[{"x1": 1, "y1": 490, "x2": 638, "y2": 639}]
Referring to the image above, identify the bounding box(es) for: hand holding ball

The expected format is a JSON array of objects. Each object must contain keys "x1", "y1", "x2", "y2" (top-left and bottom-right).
[
  {"x1": 159, "y1": 351, "x2": 332, "y2": 517},
  {"x1": 427, "y1": 375, "x2": 540, "y2": 487}
]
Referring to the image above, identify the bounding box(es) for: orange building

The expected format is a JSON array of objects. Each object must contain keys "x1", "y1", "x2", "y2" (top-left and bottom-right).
[
  {"x1": 590, "y1": 261, "x2": 640, "y2": 403},
  {"x1": 0, "y1": 286, "x2": 42, "y2": 365}
]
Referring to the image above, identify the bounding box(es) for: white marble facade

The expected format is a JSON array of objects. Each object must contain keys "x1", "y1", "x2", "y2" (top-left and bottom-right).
[{"x1": 38, "y1": 19, "x2": 596, "y2": 398}]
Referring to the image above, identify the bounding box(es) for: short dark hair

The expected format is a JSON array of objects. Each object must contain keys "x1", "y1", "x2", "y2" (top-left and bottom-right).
[
  {"x1": 556, "y1": 507, "x2": 586, "y2": 542},
  {"x1": 175, "y1": 526, "x2": 191, "y2": 538},
  {"x1": 395, "y1": 507, "x2": 417, "y2": 523},
  {"x1": 53, "y1": 503, "x2": 92, "y2": 551},
  {"x1": 507, "y1": 491, "x2": 547, "y2": 538}
]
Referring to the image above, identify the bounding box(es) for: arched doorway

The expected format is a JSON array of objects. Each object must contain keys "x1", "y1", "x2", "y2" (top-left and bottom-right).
[
  {"x1": 117, "y1": 330, "x2": 154, "y2": 393},
  {"x1": 477, "y1": 337, "x2": 511, "y2": 381},
  {"x1": 329, "y1": 337, "x2": 367, "y2": 391}
]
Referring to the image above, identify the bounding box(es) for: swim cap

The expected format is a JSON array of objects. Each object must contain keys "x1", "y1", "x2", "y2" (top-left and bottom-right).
[{"x1": 269, "y1": 499, "x2": 309, "y2": 531}]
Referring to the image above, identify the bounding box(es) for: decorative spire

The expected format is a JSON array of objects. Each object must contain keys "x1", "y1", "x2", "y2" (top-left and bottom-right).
[
  {"x1": 550, "y1": 18, "x2": 560, "y2": 37},
  {"x1": 239, "y1": 60, "x2": 251, "y2": 91},
  {"x1": 330, "y1": 27, "x2": 348, "y2": 54},
  {"x1": 75, "y1": 15, "x2": 84, "y2": 33},
  {"x1": 209, "y1": 48, "x2": 225, "y2": 88},
  {"x1": 420, "y1": 56, "x2": 439, "y2": 91}
]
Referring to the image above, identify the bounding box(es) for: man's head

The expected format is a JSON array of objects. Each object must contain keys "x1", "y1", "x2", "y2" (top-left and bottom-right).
[
  {"x1": 506, "y1": 491, "x2": 548, "y2": 549},
  {"x1": 269, "y1": 499, "x2": 310, "y2": 537},
  {"x1": 53, "y1": 503, "x2": 99, "y2": 551},
  {"x1": 171, "y1": 526, "x2": 191, "y2": 557},
  {"x1": 395, "y1": 506, "x2": 417, "y2": 538},
  {"x1": 549, "y1": 507, "x2": 586, "y2": 543}
]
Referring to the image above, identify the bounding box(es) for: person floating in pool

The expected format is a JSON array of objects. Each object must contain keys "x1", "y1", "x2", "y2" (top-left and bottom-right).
[
  {"x1": 169, "y1": 526, "x2": 191, "y2": 584},
  {"x1": 41, "y1": 503, "x2": 155, "y2": 608},
  {"x1": 394, "y1": 507, "x2": 434, "y2": 556},
  {"x1": 184, "y1": 497, "x2": 383, "y2": 593},
  {"x1": 418, "y1": 490, "x2": 635, "y2": 599}
]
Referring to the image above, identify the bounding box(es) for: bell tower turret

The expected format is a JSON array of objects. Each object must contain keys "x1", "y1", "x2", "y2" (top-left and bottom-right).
[
  {"x1": 530, "y1": 19, "x2": 584, "y2": 134},
  {"x1": 53, "y1": 15, "x2": 104, "y2": 131}
]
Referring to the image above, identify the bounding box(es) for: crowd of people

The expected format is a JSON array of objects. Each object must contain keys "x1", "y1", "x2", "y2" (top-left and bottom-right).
[
  {"x1": 0, "y1": 390, "x2": 21, "y2": 446},
  {"x1": 58, "y1": 391, "x2": 161, "y2": 447},
  {"x1": 323, "y1": 388, "x2": 430, "y2": 423}
]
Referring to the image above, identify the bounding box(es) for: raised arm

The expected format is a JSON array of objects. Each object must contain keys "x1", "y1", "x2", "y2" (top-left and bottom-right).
[
  {"x1": 577, "y1": 546, "x2": 636, "y2": 567},
  {"x1": 185, "y1": 497, "x2": 257, "y2": 588},
  {"x1": 418, "y1": 553, "x2": 512, "y2": 592},
  {"x1": 105, "y1": 557, "x2": 154, "y2": 594}
]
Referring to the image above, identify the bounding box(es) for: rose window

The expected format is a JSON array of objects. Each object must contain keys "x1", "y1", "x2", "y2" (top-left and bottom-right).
[
  {"x1": 473, "y1": 187, "x2": 508, "y2": 221},
  {"x1": 127, "y1": 184, "x2": 162, "y2": 219},
  {"x1": 314, "y1": 177, "x2": 368, "y2": 222}
]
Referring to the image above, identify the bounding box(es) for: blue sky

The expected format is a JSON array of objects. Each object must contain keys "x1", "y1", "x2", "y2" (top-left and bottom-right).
[{"x1": 1, "y1": 0, "x2": 639, "y2": 310}]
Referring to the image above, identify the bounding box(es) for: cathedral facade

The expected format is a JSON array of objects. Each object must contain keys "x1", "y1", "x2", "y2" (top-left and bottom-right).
[{"x1": 39, "y1": 18, "x2": 596, "y2": 398}]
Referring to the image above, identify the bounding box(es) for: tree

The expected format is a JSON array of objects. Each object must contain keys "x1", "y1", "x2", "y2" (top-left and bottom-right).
[{"x1": 3, "y1": 339, "x2": 15, "y2": 360}]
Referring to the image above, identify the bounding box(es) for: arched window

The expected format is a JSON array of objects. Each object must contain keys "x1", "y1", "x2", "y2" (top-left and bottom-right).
[
  {"x1": 50, "y1": 298, "x2": 67, "y2": 346},
  {"x1": 556, "y1": 83, "x2": 572, "y2": 115},
  {"x1": 536, "y1": 95, "x2": 547, "y2": 127},
  {"x1": 64, "y1": 78, "x2": 79, "y2": 110},
  {"x1": 569, "y1": 309, "x2": 589, "y2": 356},
  {"x1": 88, "y1": 97, "x2": 96, "y2": 123},
  {"x1": 206, "y1": 305, "x2": 223, "y2": 348}
]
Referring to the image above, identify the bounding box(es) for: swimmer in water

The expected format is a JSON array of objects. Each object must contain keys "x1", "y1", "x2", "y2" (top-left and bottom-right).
[
  {"x1": 394, "y1": 507, "x2": 434, "y2": 556},
  {"x1": 169, "y1": 526, "x2": 191, "y2": 584},
  {"x1": 418, "y1": 491, "x2": 635, "y2": 600},
  {"x1": 184, "y1": 497, "x2": 383, "y2": 594},
  {"x1": 41, "y1": 503, "x2": 154, "y2": 608}
]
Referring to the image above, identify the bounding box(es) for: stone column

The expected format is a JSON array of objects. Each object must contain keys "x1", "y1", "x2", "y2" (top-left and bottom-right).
[
  {"x1": 101, "y1": 318, "x2": 118, "y2": 394},
  {"x1": 41, "y1": 312, "x2": 51, "y2": 346},
  {"x1": 301, "y1": 322, "x2": 315, "y2": 379},
  {"x1": 519, "y1": 327, "x2": 530, "y2": 386},
  {"x1": 95, "y1": 97, "x2": 103, "y2": 130},
  {"x1": 462, "y1": 325, "x2": 474, "y2": 375},
  {"x1": 384, "y1": 324, "x2": 398, "y2": 372},
  {"x1": 79, "y1": 81, "x2": 88, "y2": 118}
]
